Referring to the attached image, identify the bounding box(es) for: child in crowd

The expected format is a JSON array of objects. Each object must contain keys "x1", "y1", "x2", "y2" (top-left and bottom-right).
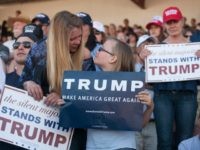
[
  {"x1": 134, "y1": 34, "x2": 157, "y2": 150},
  {"x1": 146, "y1": 16, "x2": 166, "y2": 43},
  {"x1": 86, "y1": 37, "x2": 154, "y2": 150}
]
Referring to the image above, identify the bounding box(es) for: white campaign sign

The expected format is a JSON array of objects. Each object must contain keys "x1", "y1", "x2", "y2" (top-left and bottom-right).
[
  {"x1": 145, "y1": 42, "x2": 200, "y2": 82},
  {"x1": 0, "y1": 85, "x2": 73, "y2": 150}
]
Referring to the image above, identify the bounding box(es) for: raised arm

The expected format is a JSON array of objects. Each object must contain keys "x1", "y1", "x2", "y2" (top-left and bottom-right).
[{"x1": 136, "y1": 90, "x2": 154, "y2": 127}]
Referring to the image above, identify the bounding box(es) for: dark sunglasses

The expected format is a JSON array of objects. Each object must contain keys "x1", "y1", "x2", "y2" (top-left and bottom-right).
[
  {"x1": 99, "y1": 47, "x2": 114, "y2": 56},
  {"x1": 13, "y1": 41, "x2": 32, "y2": 49}
]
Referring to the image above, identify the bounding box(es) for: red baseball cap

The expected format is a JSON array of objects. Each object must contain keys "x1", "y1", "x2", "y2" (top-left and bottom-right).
[
  {"x1": 146, "y1": 16, "x2": 163, "y2": 30},
  {"x1": 163, "y1": 6, "x2": 183, "y2": 23}
]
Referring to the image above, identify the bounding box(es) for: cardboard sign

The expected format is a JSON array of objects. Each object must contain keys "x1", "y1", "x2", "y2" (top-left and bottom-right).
[
  {"x1": 145, "y1": 43, "x2": 200, "y2": 82},
  {"x1": 0, "y1": 85, "x2": 73, "y2": 150},
  {"x1": 60, "y1": 71, "x2": 145, "y2": 131}
]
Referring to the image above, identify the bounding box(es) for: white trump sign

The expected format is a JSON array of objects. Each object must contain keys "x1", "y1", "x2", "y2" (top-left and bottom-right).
[
  {"x1": 145, "y1": 43, "x2": 200, "y2": 82},
  {"x1": 0, "y1": 85, "x2": 73, "y2": 150}
]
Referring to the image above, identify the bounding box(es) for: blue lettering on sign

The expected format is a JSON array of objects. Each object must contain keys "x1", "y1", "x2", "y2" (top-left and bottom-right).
[
  {"x1": 1, "y1": 106, "x2": 41, "y2": 124},
  {"x1": 44, "y1": 119, "x2": 69, "y2": 132}
]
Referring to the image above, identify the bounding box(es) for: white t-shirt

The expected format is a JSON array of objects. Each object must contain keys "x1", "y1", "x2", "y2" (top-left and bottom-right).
[
  {"x1": 178, "y1": 135, "x2": 200, "y2": 150},
  {"x1": 0, "y1": 59, "x2": 5, "y2": 92},
  {"x1": 86, "y1": 129, "x2": 136, "y2": 150},
  {"x1": 3, "y1": 40, "x2": 15, "y2": 53}
]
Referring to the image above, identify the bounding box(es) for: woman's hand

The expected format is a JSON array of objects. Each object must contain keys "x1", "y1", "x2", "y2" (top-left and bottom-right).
[
  {"x1": 24, "y1": 81, "x2": 43, "y2": 100},
  {"x1": 139, "y1": 48, "x2": 151, "y2": 61},
  {"x1": 44, "y1": 92, "x2": 65, "y2": 107}
]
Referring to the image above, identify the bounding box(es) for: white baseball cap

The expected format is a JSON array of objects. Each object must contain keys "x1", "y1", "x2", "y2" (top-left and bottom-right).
[
  {"x1": 93, "y1": 21, "x2": 105, "y2": 33},
  {"x1": 136, "y1": 34, "x2": 155, "y2": 47}
]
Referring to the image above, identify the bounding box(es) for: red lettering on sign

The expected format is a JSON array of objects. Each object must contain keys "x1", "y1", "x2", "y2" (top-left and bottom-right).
[
  {"x1": 11, "y1": 121, "x2": 23, "y2": 137},
  {"x1": 24, "y1": 125, "x2": 38, "y2": 139},
  {"x1": 192, "y1": 64, "x2": 199, "y2": 72},
  {"x1": 54, "y1": 134, "x2": 67, "y2": 147},
  {"x1": 159, "y1": 66, "x2": 167, "y2": 75},
  {"x1": 149, "y1": 66, "x2": 157, "y2": 75},
  {"x1": 0, "y1": 116, "x2": 11, "y2": 131},
  {"x1": 38, "y1": 130, "x2": 54, "y2": 146},
  {"x1": 149, "y1": 64, "x2": 199, "y2": 75},
  {"x1": 0, "y1": 116, "x2": 67, "y2": 147}
]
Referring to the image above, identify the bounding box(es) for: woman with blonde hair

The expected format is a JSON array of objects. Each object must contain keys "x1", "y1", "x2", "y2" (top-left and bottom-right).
[
  {"x1": 24, "y1": 11, "x2": 84, "y2": 102},
  {"x1": 23, "y1": 11, "x2": 85, "y2": 149},
  {"x1": 47, "y1": 10, "x2": 83, "y2": 96},
  {"x1": 46, "y1": 10, "x2": 86, "y2": 150}
]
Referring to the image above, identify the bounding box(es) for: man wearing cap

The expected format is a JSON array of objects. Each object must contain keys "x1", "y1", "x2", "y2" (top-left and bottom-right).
[
  {"x1": 6, "y1": 24, "x2": 43, "y2": 88},
  {"x1": 32, "y1": 13, "x2": 50, "y2": 37},
  {"x1": 0, "y1": 23, "x2": 42, "y2": 150},
  {"x1": 19, "y1": 14, "x2": 50, "y2": 96},
  {"x1": 76, "y1": 12, "x2": 102, "y2": 71},
  {"x1": 3, "y1": 16, "x2": 30, "y2": 75}
]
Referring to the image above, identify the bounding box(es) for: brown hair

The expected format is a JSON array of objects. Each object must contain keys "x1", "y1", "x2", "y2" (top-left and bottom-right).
[{"x1": 108, "y1": 38, "x2": 134, "y2": 72}]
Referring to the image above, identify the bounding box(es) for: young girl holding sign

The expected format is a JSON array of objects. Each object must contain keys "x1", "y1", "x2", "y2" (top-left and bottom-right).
[{"x1": 86, "y1": 38, "x2": 154, "y2": 150}]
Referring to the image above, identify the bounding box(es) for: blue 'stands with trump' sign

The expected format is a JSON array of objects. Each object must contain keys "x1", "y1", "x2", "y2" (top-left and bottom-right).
[{"x1": 60, "y1": 71, "x2": 145, "y2": 131}]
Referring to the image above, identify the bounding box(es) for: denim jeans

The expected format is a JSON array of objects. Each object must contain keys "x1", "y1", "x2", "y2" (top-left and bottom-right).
[{"x1": 154, "y1": 91, "x2": 197, "y2": 150}]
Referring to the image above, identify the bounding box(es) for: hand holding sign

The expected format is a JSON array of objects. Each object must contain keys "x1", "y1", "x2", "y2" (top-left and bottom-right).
[
  {"x1": 60, "y1": 71, "x2": 145, "y2": 131},
  {"x1": 139, "y1": 48, "x2": 152, "y2": 60},
  {"x1": 136, "y1": 91, "x2": 154, "y2": 110},
  {"x1": 24, "y1": 80, "x2": 43, "y2": 100},
  {"x1": 196, "y1": 50, "x2": 200, "y2": 57},
  {"x1": 145, "y1": 43, "x2": 200, "y2": 82},
  {"x1": 0, "y1": 85, "x2": 73, "y2": 150},
  {"x1": 44, "y1": 92, "x2": 65, "y2": 107}
]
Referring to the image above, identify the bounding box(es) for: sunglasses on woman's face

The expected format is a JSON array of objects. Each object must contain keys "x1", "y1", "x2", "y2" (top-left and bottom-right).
[{"x1": 13, "y1": 41, "x2": 32, "y2": 49}]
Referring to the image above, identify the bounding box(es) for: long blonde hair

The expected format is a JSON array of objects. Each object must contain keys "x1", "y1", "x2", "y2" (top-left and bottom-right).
[{"x1": 47, "y1": 11, "x2": 83, "y2": 94}]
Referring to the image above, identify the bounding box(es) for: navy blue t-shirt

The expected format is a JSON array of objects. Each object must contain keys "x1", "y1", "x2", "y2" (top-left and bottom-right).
[{"x1": 6, "y1": 71, "x2": 20, "y2": 88}]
